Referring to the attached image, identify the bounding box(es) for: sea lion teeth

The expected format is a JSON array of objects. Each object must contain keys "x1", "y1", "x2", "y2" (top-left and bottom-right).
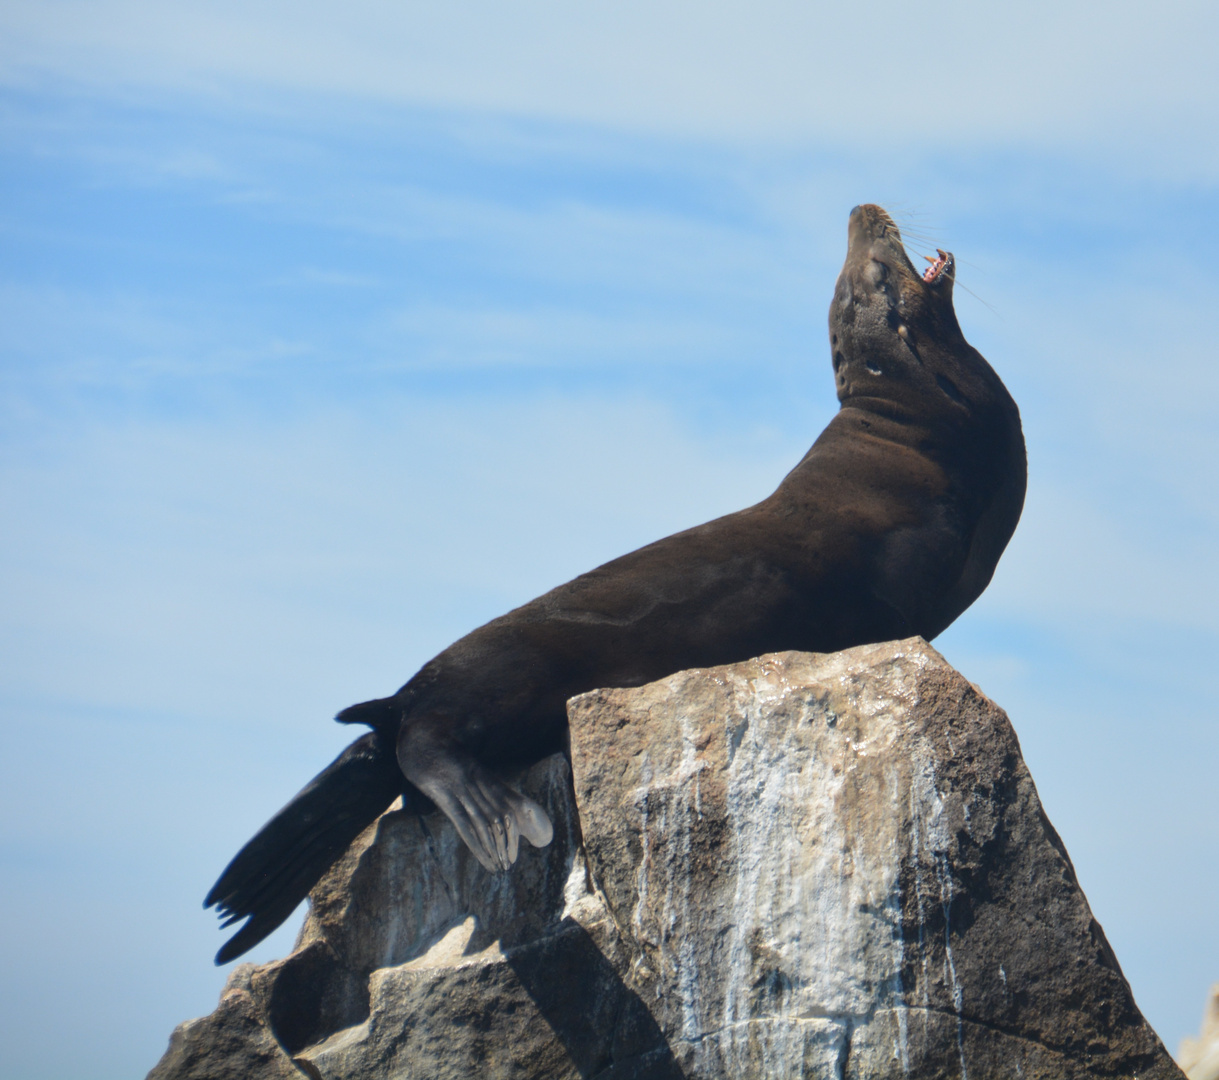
[
  {"x1": 204, "y1": 202, "x2": 1027, "y2": 965},
  {"x1": 922, "y1": 249, "x2": 951, "y2": 283}
]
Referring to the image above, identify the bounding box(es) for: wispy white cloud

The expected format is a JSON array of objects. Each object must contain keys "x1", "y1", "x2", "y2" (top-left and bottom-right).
[
  {"x1": 3, "y1": 1, "x2": 1218, "y2": 177},
  {"x1": 369, "y1": 301, "x2": 756, "y2": 370}
]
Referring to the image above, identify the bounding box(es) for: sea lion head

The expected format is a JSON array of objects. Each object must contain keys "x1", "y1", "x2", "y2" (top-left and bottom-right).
[{"x1": 829, "y1": 204, "x2": 976, "y2": 410}]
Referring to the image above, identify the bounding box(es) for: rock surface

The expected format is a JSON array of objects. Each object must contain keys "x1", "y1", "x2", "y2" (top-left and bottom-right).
[
  {"x1": 1179, "y1": 984, "x2": 1219, "y2": 1080},
  {"x1": 149, "y1": 638, "x2": 1184, "y2": 1079}
]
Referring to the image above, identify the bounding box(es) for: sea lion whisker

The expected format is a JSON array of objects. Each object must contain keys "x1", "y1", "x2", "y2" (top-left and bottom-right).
[
  {"x1": 949, "y1": 276, "x2": 999, "y2": 316},
  {"x1": 895, "y1": 218, "x2": 938, "y2": 233}
]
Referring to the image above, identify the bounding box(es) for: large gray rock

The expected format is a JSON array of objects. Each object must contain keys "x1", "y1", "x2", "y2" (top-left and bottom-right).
[
  {"x1": 149, "y1": 639, "x2": 1183, "y2": 1079},
  {"x1": 1179, "y1": 984, "x2": 1219, "y2": 1079}
]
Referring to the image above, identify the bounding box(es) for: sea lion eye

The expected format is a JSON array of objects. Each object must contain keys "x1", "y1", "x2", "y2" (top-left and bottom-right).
[{"x1": 866, "y1": 259, "x2": 889, "y2": 286}]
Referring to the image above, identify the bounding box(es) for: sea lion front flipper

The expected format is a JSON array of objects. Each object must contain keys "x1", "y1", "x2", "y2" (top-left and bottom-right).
[{"x1": 397, "y1": 732, "x2": 553, "y2": 872}]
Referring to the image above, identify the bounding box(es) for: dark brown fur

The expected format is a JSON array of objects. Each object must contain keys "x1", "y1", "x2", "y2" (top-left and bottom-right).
[{"x1": 206, "y1": 205, "x2": 1026, "y2": 963}]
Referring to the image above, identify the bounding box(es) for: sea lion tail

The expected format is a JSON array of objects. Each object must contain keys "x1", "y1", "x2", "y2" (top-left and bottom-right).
[{"x1": 204, "y1": 729, "x2": 403, "y2": 965}]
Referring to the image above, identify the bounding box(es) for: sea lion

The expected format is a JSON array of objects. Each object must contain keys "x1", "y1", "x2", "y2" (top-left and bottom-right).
[{"x1": 206, "y1": 204, "x2": 1026, "y2": 964}]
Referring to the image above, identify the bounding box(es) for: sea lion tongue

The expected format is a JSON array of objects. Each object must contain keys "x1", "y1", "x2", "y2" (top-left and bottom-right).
[{"x1": 922, "y1": 249, "x2": 954, "y2": 285}]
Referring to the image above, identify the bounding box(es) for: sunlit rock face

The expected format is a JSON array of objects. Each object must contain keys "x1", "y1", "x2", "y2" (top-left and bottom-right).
[
  {"x1": 569, "y1": 640, "x2": 1183, "y2": 1078},
  {"x1": 1178, "y1": 984, "x2": 1219, "y2": 1080},
  {"x1": 148, "y1": 640, "x2": 1183, "y2": 1080}
]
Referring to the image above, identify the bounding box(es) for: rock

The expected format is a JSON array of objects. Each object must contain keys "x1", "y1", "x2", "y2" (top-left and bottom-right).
[
  {"x1": 1178, "y1": 984, "x2": 1219, "y2": 1080},
  {"x1": 153, "y1": 752, "x2": 677, "y2": 1080},
  {"x1": 146, "y1": 965, "x2": 300, "y2": 1080},
  {"x1": 148, "y1": 638, "x2": 1184, "y2": 1079},
  {"x1": 568, "y1": 640, "x2": 1183, "y2": 1079}
]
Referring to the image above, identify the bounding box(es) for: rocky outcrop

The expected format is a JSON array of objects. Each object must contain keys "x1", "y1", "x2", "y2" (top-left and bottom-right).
[
  {"x1": 1179, "y1": 984, "x2": 1219, "y2": 1080},
  {"x1": 149, "y1": 638, "x2": 1184, "y2": 1079}
]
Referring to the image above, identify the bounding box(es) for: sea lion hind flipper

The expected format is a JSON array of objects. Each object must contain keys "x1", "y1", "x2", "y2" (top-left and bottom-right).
[
  {"x1": 205, "y1": 730, "x2": 403, "y2": 965},
  {"x1": 212, "y1": 887, "x2": 310, "y2": 965},
  {"x1": 398, "y1": 742, "x2": 553, "y2": 872}
]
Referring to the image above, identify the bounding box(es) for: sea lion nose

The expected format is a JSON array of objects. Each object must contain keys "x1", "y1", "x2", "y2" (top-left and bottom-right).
[{"x1": 848, "y1": 204, "x2": 868, "y2": 246}]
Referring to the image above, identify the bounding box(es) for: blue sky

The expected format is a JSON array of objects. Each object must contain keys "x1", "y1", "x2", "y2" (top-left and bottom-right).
[{"x1": 2, "y1": 4, "x2": 1218, "y2": 1077}]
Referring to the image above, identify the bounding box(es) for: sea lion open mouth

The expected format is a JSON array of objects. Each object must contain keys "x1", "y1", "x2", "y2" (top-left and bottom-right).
[{"x1": 922, "y1": 248, "x2": 953, "y2": 284}]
